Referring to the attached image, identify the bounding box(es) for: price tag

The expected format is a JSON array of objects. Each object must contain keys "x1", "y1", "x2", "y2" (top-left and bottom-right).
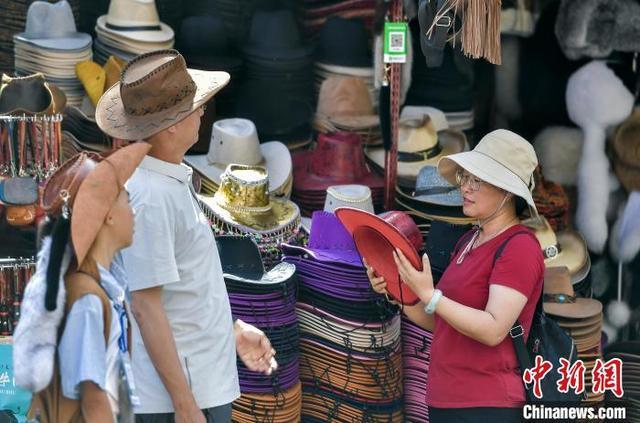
[{"x1": 383, "y1": 22, "x2": 408, "y2": 63}]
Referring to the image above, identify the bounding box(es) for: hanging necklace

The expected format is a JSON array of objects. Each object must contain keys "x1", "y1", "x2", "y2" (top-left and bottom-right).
[{"x1": 456, "y1": 217, "x2": 518, "y2": 265}]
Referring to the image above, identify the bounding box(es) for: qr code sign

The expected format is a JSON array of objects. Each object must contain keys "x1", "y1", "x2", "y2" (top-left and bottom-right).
[{"x1": 389, "y1": 32, "x2": 405, "y2": 52}]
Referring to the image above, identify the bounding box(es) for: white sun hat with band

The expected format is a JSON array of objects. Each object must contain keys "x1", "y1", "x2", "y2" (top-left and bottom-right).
[{"x1": 437, "y1": 129, "x2": 539, "y2": 218}]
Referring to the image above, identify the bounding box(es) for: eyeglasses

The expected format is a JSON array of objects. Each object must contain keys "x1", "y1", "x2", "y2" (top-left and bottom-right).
[{"x1": 455, "y1": 169, "x2": 485, "y2": 192}]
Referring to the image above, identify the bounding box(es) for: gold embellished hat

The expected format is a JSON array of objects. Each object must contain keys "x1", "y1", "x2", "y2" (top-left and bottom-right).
[{"x1": 198, "y1": 164, "x2": 300, "y2": 233}]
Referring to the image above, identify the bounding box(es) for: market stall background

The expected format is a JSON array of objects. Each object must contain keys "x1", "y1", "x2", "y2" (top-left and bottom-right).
[{"x1": 1, "y1": 0, "x2": 640, "y2": 421}]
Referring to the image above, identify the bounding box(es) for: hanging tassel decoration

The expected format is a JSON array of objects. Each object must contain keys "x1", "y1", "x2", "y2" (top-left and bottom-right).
[{"x1": 431, "y1": 0, "x2": 502, "y2": 65}]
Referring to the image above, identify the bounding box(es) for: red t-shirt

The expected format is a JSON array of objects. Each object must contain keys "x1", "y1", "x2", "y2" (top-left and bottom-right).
[{"x1": 426, "y1": 224, "x2": 544, "y2": 408}]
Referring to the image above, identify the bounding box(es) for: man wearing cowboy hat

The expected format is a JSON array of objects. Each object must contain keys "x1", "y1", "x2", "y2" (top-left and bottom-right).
[{"x1": 96, "y1": 50, "x2": 276, "y2": 422}]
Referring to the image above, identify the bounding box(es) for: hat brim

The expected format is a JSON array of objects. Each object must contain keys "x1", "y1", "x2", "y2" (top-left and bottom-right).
[
  {"x1": 184, "y1": 141, "x2": 292, "y2": 194},
  {"x1": 543, "y1": 298, "x2": 603, "y2": 319},
  {"x1": 223, "y1": 261, "x2": 296, "y2": 285},
  {"x1": 72, "y1": 142, "x2": 151, "y2": 265},
  {"x1": 199, "y1": 193, "x2": 300, "y2": 233},
  {"x1": 335, "y1": 207, "x2": 421, "y2": 305},
  {"x1": 96, "y1": 69, "x2": 230, "y2": 140},
  {"x1": 366, "y1": 130, "x2": 467, "y2": 181},
  {"x1": 14, "y1": 33, "x2": 92, "y2": 51},
  {"x1": 438, "y1": 149, "x2": 538, "y2": 216},
  {"x1": 315, "y1": 62, "x2": 373, "y2": 77},
  {"x1": 545, "y1": 230, "x2": 590, "y2": 284},
  {"x1": 97, "y1": 15, "x2": 174, "y2": 43}
]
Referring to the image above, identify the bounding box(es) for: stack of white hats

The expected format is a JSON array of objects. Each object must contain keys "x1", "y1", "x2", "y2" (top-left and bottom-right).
[{"x1": 93, "y1": 0, "x2": 174, "y2": 64}]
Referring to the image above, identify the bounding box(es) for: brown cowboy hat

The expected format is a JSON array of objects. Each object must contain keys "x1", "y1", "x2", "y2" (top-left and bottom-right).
[
  {"x1": 43, "y1": 142, "x2": 151, "y2": 265},
  {"x1": 95, "y1": 49, "x2": 230, "y2": 140},
  {"x1": 543, "y1": 266, "x2": 603, "y2": 320},
  {"x1": 611, "y1": 108, "x2": 640, "y2": 191}
]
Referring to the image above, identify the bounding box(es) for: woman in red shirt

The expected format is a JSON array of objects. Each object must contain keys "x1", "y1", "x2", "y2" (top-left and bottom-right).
[{"x1": 366, "y1": 129, "x2": 544, "y2": 422}]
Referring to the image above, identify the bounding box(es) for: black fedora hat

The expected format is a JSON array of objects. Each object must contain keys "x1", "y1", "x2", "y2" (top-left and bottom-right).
[
  {"x1": 177, "y1": 15, "x2": 243, "y2": 71},
  {"x1": 316, "y1": 16, "x2": 371, "y2": 68},
  {"x1": 243, "y1": 9, "x2": 313, "y2": 61},
  {"x1": 235, "y1": 80, "x2": 313, "y2": 142}
]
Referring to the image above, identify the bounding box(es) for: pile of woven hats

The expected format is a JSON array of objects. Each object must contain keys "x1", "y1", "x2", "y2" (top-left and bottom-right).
[
  {"x1": 604, "y1": 341, "x2": 640, "y2": 416},
  {"x1": 402, "y1": 316, "x2": 433, "y2": 422},
  {"x1": 13, "y1": 0, "x2": 91, "y2": 107},
  {"x1": 198, "y1": 164, "x2": 303, "y2": 270},
  {"x1": 292, "y1": 132, "x2": 384, "y2": 217},
  {"x1": 93, "y1": 0, "x2": 174, "y2": 64},
  {"x1": 217, "y1": 236, "x2": 302, "y2": 422},
  {"x1": 282, "y1": 206, "x2": 403, "y2": 421}
]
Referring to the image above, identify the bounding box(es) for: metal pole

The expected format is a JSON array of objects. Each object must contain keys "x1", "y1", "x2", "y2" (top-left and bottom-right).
[{"x1": 383, "y1": 0, "x2": 403, "y2": 211}]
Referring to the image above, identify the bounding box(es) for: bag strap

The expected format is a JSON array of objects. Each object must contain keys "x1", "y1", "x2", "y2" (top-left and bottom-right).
[
  {"x1": 64, "y1": 271, "x2": 111, "y2": 346},
  {"x1": 493, "y1": 230, "x2": 542, "y2": 383}
]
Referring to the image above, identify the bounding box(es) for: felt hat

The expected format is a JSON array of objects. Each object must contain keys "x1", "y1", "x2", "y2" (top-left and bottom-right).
[
  {"x1": 96, "y1": 49, "x2": 230, "y2": 140},
  {"x1": 184, "y1": 118, "x2": 291, "y2": 195},
  {"x1": 42, "y1": 142, "x2": 151, "y2": 265},
  {"x1": 14, "y1": 0, "x2": 91, "y2": 51},
  {"x1": 611, "y1": 108, "x2": 640, "y2": 192},
  {"x1": 438, "y1": 129, "x2": 539, "y2": 217},
  {"x1": 0, "y1": 73, "x2": 66, "y2": 115},
  {"x1": 335, "y1": 208, "x2": 424, "y2": 305},
  {"x1": 543, "y1": 266, "x2": 603, "y2": 319},
  {"x1": 315, "y1": 77, "x2": 379, "y2": 130}
]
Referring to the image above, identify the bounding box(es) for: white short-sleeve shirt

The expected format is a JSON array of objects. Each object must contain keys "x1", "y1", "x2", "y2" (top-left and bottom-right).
[{"x1": 120, "y1": 156, "x2": 240, "y2": 413}]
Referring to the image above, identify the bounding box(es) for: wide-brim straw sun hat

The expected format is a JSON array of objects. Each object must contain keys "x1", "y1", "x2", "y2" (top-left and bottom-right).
[{"x1": 438, "y1": 129, "x2": 539, "y2": 217}]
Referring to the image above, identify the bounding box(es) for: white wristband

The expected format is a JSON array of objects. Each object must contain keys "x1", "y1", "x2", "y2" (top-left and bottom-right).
[{"x1": 424, "y1": 289, "x2": 443, "y2": 315}]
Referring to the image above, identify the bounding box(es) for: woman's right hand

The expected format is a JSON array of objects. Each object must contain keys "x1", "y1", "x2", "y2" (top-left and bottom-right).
[{"x1": 363, "y1": 258, "x2": 388, "y2": 296}]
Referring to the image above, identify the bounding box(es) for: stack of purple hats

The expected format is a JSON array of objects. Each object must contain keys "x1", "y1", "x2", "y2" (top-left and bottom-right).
[
  {"x1": 402, "y1": 316, "x2": 433, "y2": 422},
  {"x1": 282, "y1": 211, "x2": 404, "y2": 421},
  {"x1": 217, "y1": 236, "x2": 301, "y2": 417}
]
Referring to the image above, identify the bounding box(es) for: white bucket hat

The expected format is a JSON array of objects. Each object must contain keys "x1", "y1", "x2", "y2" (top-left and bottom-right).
[
  {"x1": 184, "y1": 118, "x2": 292, "y2": 194},
  {"x1": 437, "y1": 129, "x2": 539, "y2": 217}
]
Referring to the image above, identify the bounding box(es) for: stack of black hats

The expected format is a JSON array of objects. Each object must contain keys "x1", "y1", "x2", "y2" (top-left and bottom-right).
[
  {"x1": 177, "y1": 13, "x2": 243, "y2": 119},
  {"x1": 404, "y1": 18, "x2": 475, "y2": 133},
  {"x1": 314, "y1": 16, "x2": 375, "y2": 106},
  {"x1": 235, "y1": 8, "x2": 314, "y2": 150}
]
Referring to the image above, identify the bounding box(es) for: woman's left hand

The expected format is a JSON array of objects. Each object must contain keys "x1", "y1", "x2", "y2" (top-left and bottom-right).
[{"x1": 393, "y1": 249, "x2": 434, "y2": 305}]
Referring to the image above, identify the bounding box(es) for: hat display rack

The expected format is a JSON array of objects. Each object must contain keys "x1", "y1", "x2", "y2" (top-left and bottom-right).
[
  {"x1": 0, "y1": 258, "x2": 35, "y2": 337},
  {"x1": 282, "y1": 212, "x2": 404, "y2": 421},
  {"x1": 217, "y1": 236, "x2": 303, "y2": 421},
  {"x1": 0, "y1": 114, "x2": 64, "y2": 182}
]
